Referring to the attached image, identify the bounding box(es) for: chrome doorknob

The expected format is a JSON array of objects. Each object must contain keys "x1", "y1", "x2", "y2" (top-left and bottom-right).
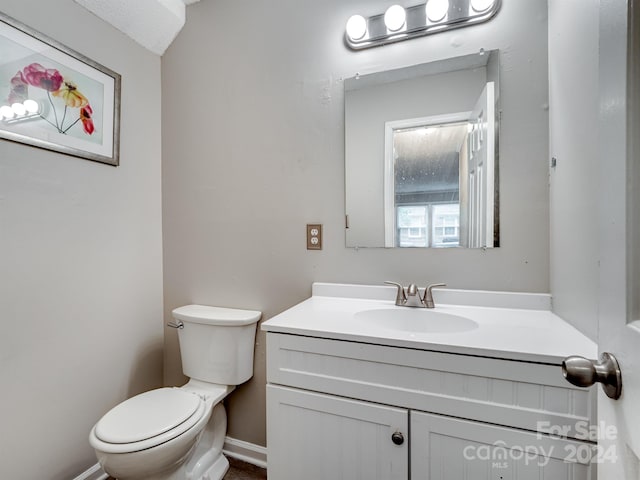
[{"x1": 562, "y1": 352, "x2": 622, "y2": 400}]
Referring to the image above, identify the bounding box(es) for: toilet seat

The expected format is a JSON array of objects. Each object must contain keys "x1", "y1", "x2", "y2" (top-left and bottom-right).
[{"x1": 91, "y1": 388, "x2": 207, "y2": 454}]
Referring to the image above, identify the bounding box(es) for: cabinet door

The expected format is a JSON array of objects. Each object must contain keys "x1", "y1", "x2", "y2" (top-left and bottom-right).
[
  {"x1": 267, "y1": 385, "x2": 408, "y2": 480},
  {"x1": 411, "y1": 411, "x2": 596, "y2": 480}
]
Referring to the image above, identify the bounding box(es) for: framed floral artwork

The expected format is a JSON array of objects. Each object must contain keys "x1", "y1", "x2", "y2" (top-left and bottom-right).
[{"x1": 0, "y1": 13, "x2": 121, "y2": 166}]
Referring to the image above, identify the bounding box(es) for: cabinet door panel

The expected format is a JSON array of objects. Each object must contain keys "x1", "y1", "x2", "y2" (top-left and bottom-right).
[
  {"x1": 411, "y1": 411, "x2": 595, "y2": 480},
  {"x1": 267, "y1": 385, "x2": 408, "y2": 480}
]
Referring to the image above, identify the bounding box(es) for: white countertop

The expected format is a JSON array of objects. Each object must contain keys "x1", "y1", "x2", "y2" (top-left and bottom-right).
[{"x1": 261, "y1": 283, "x2": 597, "y2": 364}]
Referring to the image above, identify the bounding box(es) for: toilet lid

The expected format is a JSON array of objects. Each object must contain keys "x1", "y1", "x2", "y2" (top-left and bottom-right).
[{"x1": 94, "y1": 388, "x2": 203, "y2": 444}]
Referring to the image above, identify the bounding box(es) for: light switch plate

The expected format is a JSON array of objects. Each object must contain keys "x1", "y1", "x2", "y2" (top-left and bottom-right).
[{"x1": 307, "y1": 224, "x2": 322, "y2": 250}]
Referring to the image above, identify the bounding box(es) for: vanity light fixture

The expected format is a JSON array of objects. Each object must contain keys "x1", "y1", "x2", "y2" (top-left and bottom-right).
[
  {"x1": 346, "y1": 14, "x2": 368, "y2": 41},
  {"x1": 23, "y1": 99, "x2": 40, "y2": 114},
  {"x1": 345, "y1": 0, "x2": 501, "y2": 50},
  {"x1": 11, "y1": 102, "x2": 26, "y2": 116},
  {"x1": 384, "y1": 5, "x2": 407, "y2": 32},
  {"x1": 1, "y1": 99, "x2": 42, "y2": 123},
  {"x1": 0, "y1": 105, "x2": 14, "y2": 120},
  {"x1": 470, "y1": 0, "x2": 496, "y2": 13},
  {"x1": 426, "y1": 0, "x2": 449, "y2": 23}
]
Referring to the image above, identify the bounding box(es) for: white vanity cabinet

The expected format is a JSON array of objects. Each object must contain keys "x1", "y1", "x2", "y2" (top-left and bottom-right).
[
  {"x1": 266, "y1": 333, "x2": 597, "y2": 480},
  {"x1": 267, "y1": 385, "x2": 408, "y2": 479},
  {"x1": 411, "y1": 411, "x2": 594, "y2": 479}
]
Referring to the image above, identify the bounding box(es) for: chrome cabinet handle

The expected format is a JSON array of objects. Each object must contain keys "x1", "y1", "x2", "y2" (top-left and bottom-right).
[
  {"x1": 562, "y1": 352, "x2": 622, "y2": 400},
  {"x1": 167, "y1": 320, "x2": 184, "y2": 329}
]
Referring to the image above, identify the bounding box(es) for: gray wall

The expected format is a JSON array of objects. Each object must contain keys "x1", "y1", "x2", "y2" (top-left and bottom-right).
[
  {"x1": 0, "y1": 2, "x2": 164, "y2": 478},
  {"x1": 163, "y1": 0, "x2": 550, "y2": 447},
  {"x1": 548, "y1": 0, "x2": 600, "y2": 340}
]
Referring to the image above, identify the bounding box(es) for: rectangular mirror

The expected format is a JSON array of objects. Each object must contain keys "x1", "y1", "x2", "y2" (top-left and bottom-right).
[{"x1": 345, "y1": 50, "x2": 500, "y2": 248}]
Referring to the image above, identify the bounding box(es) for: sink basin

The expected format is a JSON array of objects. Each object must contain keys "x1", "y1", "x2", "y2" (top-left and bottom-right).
[{"x1": 353, "y1": 308, "x2": 478, "y2": 333}]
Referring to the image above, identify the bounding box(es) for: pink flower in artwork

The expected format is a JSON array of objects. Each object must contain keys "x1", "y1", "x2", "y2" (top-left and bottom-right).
[
  {"x1": 80, "y1": 104, "x2": 94, "y2": 135},
  {"x1": 22, "y1": 63, "x2": 63, "y2": 92},
  {"x1": 7, "y1": 71, "x2": 28, "y2": 104}
]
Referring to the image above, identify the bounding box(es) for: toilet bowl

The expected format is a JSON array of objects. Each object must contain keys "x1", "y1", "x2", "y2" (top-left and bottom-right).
[{"x1": 89, "y1": 305, "x2": 261, "y2": 480}]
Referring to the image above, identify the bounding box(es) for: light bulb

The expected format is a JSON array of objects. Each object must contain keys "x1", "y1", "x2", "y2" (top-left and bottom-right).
[
  {"x1": 426, "y1": 0, "x2": 449, "y2": 23},
  {"x1": 346, "y1": 14, "x2": 368, "y2": 41},
  {"x1": 384, "y1": 5, "x2": 406, "y2": 32},
  {"x1": 23, "y1": 99, "x2": 39, "y2": 114},
  {"x1": 0, "y1": 105, "x2": 15, "y2": 119},
  {"x1": 11, "y1": 102, "x2": 26, "y2": 116},
  {"x1": 471, "y1": 0, "x2": 495, "y2": 13}
]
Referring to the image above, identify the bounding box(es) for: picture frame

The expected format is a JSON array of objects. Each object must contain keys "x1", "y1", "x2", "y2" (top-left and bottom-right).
[{"x1": 0, "y1": 13, "x2": 121, "y2": 166}]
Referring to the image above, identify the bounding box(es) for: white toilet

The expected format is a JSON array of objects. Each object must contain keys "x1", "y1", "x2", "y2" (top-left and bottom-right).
[{"x1": 89, "y1": 305, "x2": 261, "y2": 480}]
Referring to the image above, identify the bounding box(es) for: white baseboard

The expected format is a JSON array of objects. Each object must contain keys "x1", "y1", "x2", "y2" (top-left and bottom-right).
[
  {"x1": 223, "y1": 436, "x2": 267, "y2": 469},
  {"x1": 71, "y1": 463, "x2": 108, "y2": 480},
  {"x1": 72, "y1": 437, "x2": 266, "y2": 479}
]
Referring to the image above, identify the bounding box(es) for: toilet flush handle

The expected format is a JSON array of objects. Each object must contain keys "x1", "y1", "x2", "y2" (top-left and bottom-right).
[{"x1": 167, "y1": 320, "x2": 184, "y2": 329}]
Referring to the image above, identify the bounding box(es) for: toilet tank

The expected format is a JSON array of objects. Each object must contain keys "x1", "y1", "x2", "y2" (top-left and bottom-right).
[{"x1": 172, "y1": 305, "x2": 261, "y2": 385}]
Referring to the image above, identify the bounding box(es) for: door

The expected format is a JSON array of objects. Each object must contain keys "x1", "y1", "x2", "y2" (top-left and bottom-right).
[
  {"x1": 411, "y1": 411, "x2": 594, "y2": 479},
  {"x1": 595, "y1": 1, "x2": 640, "y2": 478},
  {"x1": 466, "y1": 81, "x2": 495, "y2": 248},
  {"x1": 266, "y1": 385, "x2": 408, "y2": 480}
]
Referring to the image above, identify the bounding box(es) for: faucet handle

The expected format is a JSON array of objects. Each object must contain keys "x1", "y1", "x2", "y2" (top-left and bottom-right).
[
  {"x1": 384, "y1": 281, "x2": 407, "y2": 305},
  {"x1": 423, "y1": 283, "x2": 447, "y2": 308}
]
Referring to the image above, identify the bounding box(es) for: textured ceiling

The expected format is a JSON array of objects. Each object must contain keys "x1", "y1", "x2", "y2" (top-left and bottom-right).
[{"x1": 73, "y1": 0, "x2": 201, "y2": 55}]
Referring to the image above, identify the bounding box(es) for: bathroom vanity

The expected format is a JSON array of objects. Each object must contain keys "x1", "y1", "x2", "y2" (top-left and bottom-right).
[{"x1": 262, "y1": 283, "x2": 598, "y2": 480}]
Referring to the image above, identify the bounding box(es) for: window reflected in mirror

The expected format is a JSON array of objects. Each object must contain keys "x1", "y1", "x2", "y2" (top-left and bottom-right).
[
  {"x1": 383, "y1": 81, "x2": 495, "y2": 248},
  {"x1": 392, "y1": 121, "x2": 465, "y2": 248}
]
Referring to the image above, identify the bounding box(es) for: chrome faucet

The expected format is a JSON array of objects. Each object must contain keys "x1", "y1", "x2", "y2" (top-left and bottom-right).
[
  {"x1": 384, "y1": 281, "x2": 447, "y2": 308},
  {"x1": 423, "y1": 283, "x2": 446, "y2": 308}
]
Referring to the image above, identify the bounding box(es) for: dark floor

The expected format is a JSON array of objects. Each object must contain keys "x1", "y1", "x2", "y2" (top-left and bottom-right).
[
  {"x1": 105, "y1": 457, "x2": 267, "y2": 479},
  {"x1": 225, "y1": 457, "x2": 268, "y2": 479}
]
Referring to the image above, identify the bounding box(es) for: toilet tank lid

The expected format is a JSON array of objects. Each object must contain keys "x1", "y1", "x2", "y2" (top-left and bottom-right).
[{"x1": 172, "y1": 305, "x2": 262, "y2": 326}]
